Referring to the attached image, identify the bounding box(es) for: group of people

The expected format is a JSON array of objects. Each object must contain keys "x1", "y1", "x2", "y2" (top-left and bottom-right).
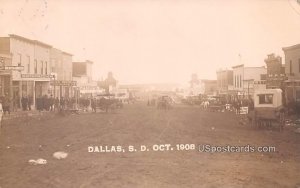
[
  {"x1": 0, "y1": 94, "x2": 11, "y2": 115},
  {"x1": 0, "y1": 94, "x2": 11, "y2": 127},
  {"x1": 21, "y1": 95, "x2": 33, "y2": 111},
  {"x1": 196, "y1": 97, "x2": 255, "y2": 114},
  {"x1": 36, "y1": 95, "x2": 78, "y2": 112}
]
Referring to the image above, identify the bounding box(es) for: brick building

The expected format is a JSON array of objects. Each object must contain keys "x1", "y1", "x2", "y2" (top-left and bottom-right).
[
  {"x1": 283, "y1": 44, "x2": 300, "y2": 103},
  {"x1": 264, "y1": 53, "x2": 286, "y2": 89}
]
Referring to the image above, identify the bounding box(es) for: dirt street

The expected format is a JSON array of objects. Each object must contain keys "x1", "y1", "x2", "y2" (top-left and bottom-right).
[{"x1": 0, "y1": 103, "x2": 300, "y2": 188}]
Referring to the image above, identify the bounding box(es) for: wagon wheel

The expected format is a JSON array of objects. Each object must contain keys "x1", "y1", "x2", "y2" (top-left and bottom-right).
[
  {"x1": 253, "y1": 110, "x2": 258, "y2": 128},
  {"x1": 279, "y1": 112, "x2": 285, "y2": 132},
  {"x1": 257, "y1": 119, "x2": 263, "y2": 129}
]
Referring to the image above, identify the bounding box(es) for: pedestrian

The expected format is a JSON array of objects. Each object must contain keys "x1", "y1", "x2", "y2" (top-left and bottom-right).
[
  {"x1": 43, "y1": 95, "x2": 50, "y2": 111},
  {"x1": 236, "y1": 99, "x2": 241, "y2": 115},
  {"x1": 13, "y1": 96, "x2": 19, "y2": 112},
  {"x1": 36, "y1": 96, "x2": 43, "y2": 112},
  {"x1": 28, "y1": 95, "x2": 32, "y2": 110},
  {"x1": 91, "y1": 98, "x2": 97, "y2": 112},
  {"x1": 0, "y1": 99, "x2": 3, "y2": 129},
  {"x1": 49, "y1": 95, "x2": 54, "y2": 111},
  {"x1": 54, "y1": 97, "x2": 59, "y2": 112},
  {"x1": 60, "y1": 97, "x2": 65, "y2": 110},
  {"x1": 21, "y1": 95, "x2": 28, "y2": 111},
  {"x1": 3, "y1": 93, "x2": 10, "y2": 115}
]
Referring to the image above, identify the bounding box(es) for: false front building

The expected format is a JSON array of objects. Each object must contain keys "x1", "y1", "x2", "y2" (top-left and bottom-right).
[{"x1": 0, "y1": 34, "x2": 53, "y2": 109}]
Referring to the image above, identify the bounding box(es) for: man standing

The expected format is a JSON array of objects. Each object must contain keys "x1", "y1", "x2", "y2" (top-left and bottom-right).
[
  {"x1": 21, "y1": 95, "x2": 28, "y2": 111},
  {"x1": 54, "y1": 97, "x2": 59, "y2": 112},
  {"x1": 91, "y1": 98, "x2": 97, "y2": 113},
  {"x1": 3, "y1": 93, "x2": 10, "y2": 115},
  {"x1": 28, "y1": 95, "x2": 32, "y2": 111},
  {"x1": 0, "y1": 99, "x2": 3, "y2": 129}
]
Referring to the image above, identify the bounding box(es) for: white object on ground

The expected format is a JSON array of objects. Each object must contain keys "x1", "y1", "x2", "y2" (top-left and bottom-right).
[
  {"x1": 53, "y1": 151, "x2": 68, "y2": 159},
  {"x1": 28, "y1": 158, "x2": 47, "y2": 165}
]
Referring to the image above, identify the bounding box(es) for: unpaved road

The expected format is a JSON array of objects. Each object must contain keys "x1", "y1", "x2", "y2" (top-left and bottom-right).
[{"x1": 0, "y1": 103, "x2": 300, "y2": 188}]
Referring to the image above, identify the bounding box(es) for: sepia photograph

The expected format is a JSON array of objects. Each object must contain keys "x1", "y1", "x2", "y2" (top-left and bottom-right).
[{"x1": 0, "y1": 0, "x2": 300, "y2": 187}]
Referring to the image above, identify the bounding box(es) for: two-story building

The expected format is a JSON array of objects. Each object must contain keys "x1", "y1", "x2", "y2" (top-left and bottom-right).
[
  {"x1": 0, "y1": 53, "x2": 13, "y2": 98},
  {"x1": 50, "y1": 48, "x2": 74, "y2": 99},
  {"x1": 283, "y1": 44, "x2": 300, "y2": 103},
  {"x1": 73, "y1": 60, "x2": 99, "y2": 97},
  {"x1": 216, "y1": 69, "x2": 233, "y2": 95},
  {"x1": 232, "y1": 64, "x2": 267, "y2": 98},
  {"x1": 264, "y1": 53, "x2": 286, "y2": 89},
  {"x1": 0, "y1": 34, "x2": 53, "y2": 109}
]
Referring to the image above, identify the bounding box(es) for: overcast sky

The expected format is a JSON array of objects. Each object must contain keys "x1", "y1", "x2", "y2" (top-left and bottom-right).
[{"x1": 0, "y1": 0, "x2": 300, "y2": 84}]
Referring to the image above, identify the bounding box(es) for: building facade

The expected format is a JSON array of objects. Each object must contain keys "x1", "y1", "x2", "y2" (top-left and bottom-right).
[
  {"x1": 232, "y1": 64, "x2": 267, "y2": 98},
  {"x1": 72, "y1": 60, "x2": 100, "y2": 96},
  {"x1": 264, "y1": 53, "x2": 286, "y2": 89},
  {"x1": 202, "y1": 80, "x2": 217, "y2": 95},
  {"x1": 73, "y1": 60, "x2": 93, "y2": 83},
  {"x1": 216, "y1": 69, "x2": 233, "y2": 94},
  {"x1": 282, "y1": 44, "x2": 300, "y2": 103},
  {"x1": 0, "y1": 53, "x2": 13, "y2": 98},
  {"x1": 50, "y1": 48, "x2": 74, "y2": 99},
  {"x1": 0, "y1": 34, "x2": 53, "y2": 109}
]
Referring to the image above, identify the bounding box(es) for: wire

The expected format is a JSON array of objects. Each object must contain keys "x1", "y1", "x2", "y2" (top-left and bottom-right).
[{"x1": 287, "y1": 0, "x2": 300, "y2": 16}]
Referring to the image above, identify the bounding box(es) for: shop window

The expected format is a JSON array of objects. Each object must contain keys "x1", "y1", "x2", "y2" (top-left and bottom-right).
[
  {"x1": 258, "y1": 94, "x2": 273, "y2": 104},
  {"x1": 296, "y1": 90, "x2": 300, "y2": 102},
  {"x1": 34, "y1": 59, "x2": 37, "y2": 74},
  {"x1": 17, "y1": 53, "x2": 22, "y2": 66},
  {"x1": 41, "y1": 61, "x2": 43, "y2": 74},
  {"x1": 27, "y1": 56, "x2": 30, "y2": 73},
  {"x1": 45, "y1": 61, "x2": 48, "y2": 74}
]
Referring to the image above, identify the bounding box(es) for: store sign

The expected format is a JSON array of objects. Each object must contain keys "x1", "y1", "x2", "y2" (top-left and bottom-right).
[
  {"x1": 240, "y1": 107, "x2": 249, "y2": 114},
  {"x1": 79, "y1": 86, "x2": 99, "y2": 90},
  {"x1": 21, "y1": 74, "x2": 54, "y2": 78},
  {"x1": 0, "y1": 66, "x2": 24, "y2": 71},
  {"x1": 50, "y1": 80, "x2": 77, "y2": 86}
]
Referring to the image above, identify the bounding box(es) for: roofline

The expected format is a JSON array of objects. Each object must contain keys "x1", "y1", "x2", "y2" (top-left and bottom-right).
[
  {"x1": 216, "y1": 69, "x2": 233, "y2": 73},
  {"x1": 33, "y1": 40, "x2": 52, "y2": 48},
  {"x1": 86, "y1": 60, "x2": 93, "y2": 64},
  {"x1": 0, "y1": 53, "x2": 12, "y2": 58},
  {"x1": 282, "y1": 44, "x2": 300, "y2": 51},
  {"x1": 73, "y1": 60, "x2": 93, "y2": 64},
  {"x1": 201, "y1": 79, "x2": 217, "y2": 82},
  {"x1": 62, "y1": 51, "x2": 73, "y2": 56},
  {"x1": 232, "y1": 64, "x2": 244, "y2": 69},
  {"x1": 244, "y1": 66, "x2": 266, "y2": 69},
  {"x1": 9, "y1": 34, "x2": 52, "y2": 48},
  {"x1": 232, "y1": 64, "x2": 266, "y2": 69}
]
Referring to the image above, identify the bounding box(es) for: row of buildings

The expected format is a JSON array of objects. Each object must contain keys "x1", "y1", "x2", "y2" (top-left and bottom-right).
[
  {"x1": 0, "y1": 34, "x2": 99, "y2": 109},
  {"x1": 216, "y1": 44, "x2": 300, "y2": 105}
]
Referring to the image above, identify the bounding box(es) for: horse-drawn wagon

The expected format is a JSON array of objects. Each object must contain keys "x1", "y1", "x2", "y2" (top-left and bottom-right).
[
  {"x1": 157, "y1": 96, "x2": 172, "y2": 110},
  {"x1": 95, "y1": 94, "x2": 123, "y2": 113}
]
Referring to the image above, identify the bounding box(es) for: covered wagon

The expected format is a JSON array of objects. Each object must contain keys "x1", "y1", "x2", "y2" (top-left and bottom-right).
[{"x1": 251, "y1": 89, "x2": 285, "y2": 131}]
